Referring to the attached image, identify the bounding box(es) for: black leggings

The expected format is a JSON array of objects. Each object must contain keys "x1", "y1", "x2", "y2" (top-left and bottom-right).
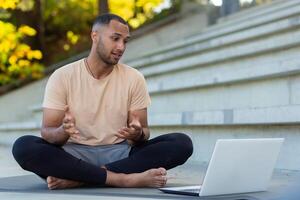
[{"x1": 12, "y1": 133, "x2": 193, "y2": 185}]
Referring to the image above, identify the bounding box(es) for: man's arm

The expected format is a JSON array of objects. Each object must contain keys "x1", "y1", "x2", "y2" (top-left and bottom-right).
[
  {"x1": 41, "y1": 108, "x2": 69, "y2": 145},
  {"x1": 115, "y1": 108, "x2": 150, "y2": 144},
  {"x1": 41, "y1": 107, "x2": 80, "y2": 146},
  {"x1": 128, "y1": 108, "x2": 150, "y2": 143}
]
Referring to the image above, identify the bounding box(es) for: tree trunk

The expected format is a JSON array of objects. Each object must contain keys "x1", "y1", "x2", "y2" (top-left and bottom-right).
[
  {"x1": 98, "y1": 0, "x2": 109, "y2": 15},
  {"x1": 220, "y1": 0, "x2": 240, "y2": 17},
  {"x1": 13, "y1": 0, "x2": 46, "y2": 60}
]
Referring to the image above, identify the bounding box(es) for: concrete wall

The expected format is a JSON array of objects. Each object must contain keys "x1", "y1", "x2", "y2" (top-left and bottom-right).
[
  {"x1": 0, "y1": 78, "x2": 47, "y2": 123},
  {"x1": 125, "y1": 0, "x2": 300, "y2": 170},
  {"x1": 150, "y1": 124, "x2": 300, "y2": 170},
  {"x1": 123, "y1": 1, "x2": 208, "y2": 59}
]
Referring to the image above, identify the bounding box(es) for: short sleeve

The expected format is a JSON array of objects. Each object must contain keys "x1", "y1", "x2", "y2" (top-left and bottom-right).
[
  {"x1": 129, "y1": 72, "x2": 151, "y2": 111},
  {"x1": 42, "y1": 69, "x2": 67, "y2": 110}
]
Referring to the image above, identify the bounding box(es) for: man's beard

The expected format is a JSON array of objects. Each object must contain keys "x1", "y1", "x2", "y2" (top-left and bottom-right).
[{"x1": 96, "y1": 40, "x2": 119, "y2": 66}]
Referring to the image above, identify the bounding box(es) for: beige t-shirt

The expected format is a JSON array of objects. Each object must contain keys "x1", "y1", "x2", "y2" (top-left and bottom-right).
[{"x1": 42, "y1": 58, "x2": 151, "y2": 146}]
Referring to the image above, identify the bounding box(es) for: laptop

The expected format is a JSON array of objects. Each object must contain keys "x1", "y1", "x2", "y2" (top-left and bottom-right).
[{"x1": 159, "y1": 138, "x2": 284, "y2": 197}]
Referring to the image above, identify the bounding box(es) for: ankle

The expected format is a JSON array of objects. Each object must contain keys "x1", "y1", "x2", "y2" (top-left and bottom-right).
[
  {"x1": 119, "y1": 173, "x2": 131, "y2": 187},
  {"x1": 105, "y1": 170, "x2": 127, "y2": 187}
]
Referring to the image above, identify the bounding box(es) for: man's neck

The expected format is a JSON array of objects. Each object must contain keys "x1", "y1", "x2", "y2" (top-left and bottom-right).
[{"x1": 86, "y1": 55, "x2": 114, "y2": 80}]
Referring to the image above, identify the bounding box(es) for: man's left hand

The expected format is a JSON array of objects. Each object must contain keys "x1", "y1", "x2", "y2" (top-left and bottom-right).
[{"x1": 115, "y1": 119, "x2": 143, "y2": 141}]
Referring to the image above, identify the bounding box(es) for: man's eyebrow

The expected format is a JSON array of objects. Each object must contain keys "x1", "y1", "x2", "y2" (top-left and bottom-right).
[{"x1": 112, "y1": 33, "x2": 131, "y2": 40}]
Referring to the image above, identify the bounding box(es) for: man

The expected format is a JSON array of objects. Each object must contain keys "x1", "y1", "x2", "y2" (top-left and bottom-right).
[{"x1": 12, "y1": 13, "x2": 193, "y2": 190}]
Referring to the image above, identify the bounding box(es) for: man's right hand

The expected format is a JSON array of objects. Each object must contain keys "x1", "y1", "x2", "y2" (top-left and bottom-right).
[{"x1": 62, "y1": 106, "x2": 81, "y2": 140}]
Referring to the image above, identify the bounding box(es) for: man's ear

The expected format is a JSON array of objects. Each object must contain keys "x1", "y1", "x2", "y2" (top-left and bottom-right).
[{"x1": 91, "y1": 31, "x2": 98, "y2": 43}]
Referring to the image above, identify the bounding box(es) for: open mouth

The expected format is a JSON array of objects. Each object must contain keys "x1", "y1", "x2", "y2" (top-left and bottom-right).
[{"x1": 111, "y1": 52, "x2": 122, "y2": 60}]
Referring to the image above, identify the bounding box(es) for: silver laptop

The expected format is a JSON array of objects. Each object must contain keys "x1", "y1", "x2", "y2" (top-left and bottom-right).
[{"x1": 159, "y1": 138, "x2": 284, "y2": 197}]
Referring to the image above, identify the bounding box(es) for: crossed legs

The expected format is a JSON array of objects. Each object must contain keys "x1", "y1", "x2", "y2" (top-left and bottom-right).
[{"x1": 12, "y1": 133, "x2": 193, "y2": 189}]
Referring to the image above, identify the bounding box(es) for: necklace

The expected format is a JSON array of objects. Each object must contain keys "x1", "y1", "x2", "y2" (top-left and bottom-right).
[{"x1": 84, "y1": 58, "x2": 96, "y2": 79}]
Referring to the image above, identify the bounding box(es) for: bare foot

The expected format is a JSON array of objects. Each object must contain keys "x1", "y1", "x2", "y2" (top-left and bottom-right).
[
  {"x1": 107, "y1": 167, "x2": 167, "y2": 188},
  {"x1": 46, "y1": 176, "x2": 83, "y2": 190}
]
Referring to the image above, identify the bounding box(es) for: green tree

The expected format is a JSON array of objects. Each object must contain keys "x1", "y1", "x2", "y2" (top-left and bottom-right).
[
  {"x1": 0, "y1": 0, "x2": 44, "y2": 86},
  {"x1": 109, "y1": 0, "x2": 164, "y2": 29}
]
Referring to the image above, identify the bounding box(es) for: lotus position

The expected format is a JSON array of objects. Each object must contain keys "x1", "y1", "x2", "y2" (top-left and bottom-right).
[{"x1": 12, "y1": 13, "x2": 193, "y2": 190}]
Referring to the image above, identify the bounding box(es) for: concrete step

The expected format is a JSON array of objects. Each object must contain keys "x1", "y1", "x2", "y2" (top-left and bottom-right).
[
  {"x1": 127, "y1": 1, "x2": 300, "y2": 63},
  {"x1": 216, "y1": 0, "x2": 296, "y2": 26},
  {"x1": 148, "y1": 105, "x2": 300, "y2": 126},
  {"x1": 146, "y1": 46, "x2": 300, "y2": 94},
  {"x1": 0, "y1": 121, "x2": 41, "y2": 146},
  {"x1": 0, "y1": 121, "x2": 41, "y2": 132},
  {"x1": 18, "y1": 103, "x2": 300, "y2": 128},
  {"x1": 28, "y1": 104, "x2": 43, "y2": 122},
  {"x1": 129, "y1": 15, "x2": 300, "y2": 72},
  {"x1": 0, "y1": 131, "x2": 40, "y2": 147}
]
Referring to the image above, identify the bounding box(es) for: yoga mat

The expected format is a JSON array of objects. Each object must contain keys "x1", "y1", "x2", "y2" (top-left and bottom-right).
[{"x1": 0, "y1": 175, "x2": 260, "y2": 200}]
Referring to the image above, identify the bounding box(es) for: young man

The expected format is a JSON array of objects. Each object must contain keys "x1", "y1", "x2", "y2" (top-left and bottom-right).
[{"x1": 12, "y1": 14, "x2": 193, "y2": 190}]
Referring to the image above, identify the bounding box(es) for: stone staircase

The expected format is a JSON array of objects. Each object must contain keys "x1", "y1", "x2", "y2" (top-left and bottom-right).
[{"x1": 1, "y1": 0, "x2": 300, "y2": 171}]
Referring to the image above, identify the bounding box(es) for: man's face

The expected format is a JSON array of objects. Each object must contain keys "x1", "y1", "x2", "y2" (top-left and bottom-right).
[{"x1": 94, "y1": 20, "x2": 130, "y2": 66}]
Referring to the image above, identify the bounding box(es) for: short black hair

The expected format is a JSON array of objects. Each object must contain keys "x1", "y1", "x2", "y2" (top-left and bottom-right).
[{"x1": 93, "y1": 13, "x2": 128, "y2": 28}]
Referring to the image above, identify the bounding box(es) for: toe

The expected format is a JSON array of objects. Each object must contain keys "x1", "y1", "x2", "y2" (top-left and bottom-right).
[
  {"x1": 46, "y1": 177, "x2": 51, "y2": 184},
  {"x1": 155, "y1": 175, "x2": 167, "y2": 182},
  {"x1": 158, "y1": 167, "x2": 167, "y2": 175},
  {"x1": 47, "y1": 176, "x2": 54, "y2": 184},
  {"x1": 48, "y1": 183, "x2": 56, "y2": 190}
]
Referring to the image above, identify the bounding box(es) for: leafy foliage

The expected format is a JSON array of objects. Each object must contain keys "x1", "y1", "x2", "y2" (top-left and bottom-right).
[
  {"x1": 0, "y1": 0, "x2": 43, "y2": 86},
  {"x1": 0, "y1": 0, "x2": 177, "y2": 87}
]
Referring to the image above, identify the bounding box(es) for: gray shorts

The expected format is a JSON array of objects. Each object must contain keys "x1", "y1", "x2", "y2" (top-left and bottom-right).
[{"x1": 62, "y1": 140, "x2": 132, "y2": 167}]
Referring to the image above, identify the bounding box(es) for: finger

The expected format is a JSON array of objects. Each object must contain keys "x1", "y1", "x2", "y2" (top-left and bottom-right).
[
  {"x1": 64, "y1": 127, "x2": 75, "y2": 133},
  {"x1": 70, "y1": 130, "x2": 80, "y2": 136},
  {"x1": 118, "y1": 128, "x2": 127, "y2": 133},
  {"x1": 66, "y1": 116, "x2": 72, "y2": 120},
  {"x1": 116, "y1": 129, "x2": 131, "y2": 138},
  {"x1": 71, "y1": 130, "x2": 80, "y2": 138},
  {"x1": 63, "y1": 117, "x2": 70, "y2": 123},
  {"x1": 63, "y1": 123, "x2": 74, "y2": 129},
  {"x1": 72, "y1": 135, "x2": 81, "y2": 140},
  {"x1": 129, "y1": 119, "x2": 141, "y2": 126},
  {"x1": 117, "y1": 130, "x2": 127, "y2": 137},
  {"x1": 130, "y1": 124, "x2": 142, "y2": 130},
  {"x1": 65, "y1": 115, "x2": 73, "y2": 123},
  {"x1": 120, "y1": 127, "x2": 131, "y2": 132},
  {"x1": 120, "y1": 126, "x2": 129, "y2": 130},
  {"x1": 115, "y1": 133, "x2": 126, "y2": 139},
  {"x1": 65, "y1": 128, "x2": 80, "y2": 136},
  {"x1": 118, "y1": 129, "x2": 131, "y2": 137},
  {"x1": 63, "y1": 117, "x2": 74, "y2": 125}
]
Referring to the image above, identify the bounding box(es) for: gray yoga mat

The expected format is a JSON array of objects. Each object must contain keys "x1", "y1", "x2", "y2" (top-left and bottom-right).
[{"x1": 0, "y1": 175, "x2": 260, "y2": 200}]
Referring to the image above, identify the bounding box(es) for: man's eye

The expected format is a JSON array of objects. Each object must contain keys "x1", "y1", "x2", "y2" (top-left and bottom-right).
[{"x1": 112, "y1": 37, "x2": 119, "y2": 41}]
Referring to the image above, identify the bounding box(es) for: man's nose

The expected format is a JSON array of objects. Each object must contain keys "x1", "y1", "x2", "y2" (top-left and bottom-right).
[{"x1": 116, "y1": 41, "x2": 126, "y2": 51}]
